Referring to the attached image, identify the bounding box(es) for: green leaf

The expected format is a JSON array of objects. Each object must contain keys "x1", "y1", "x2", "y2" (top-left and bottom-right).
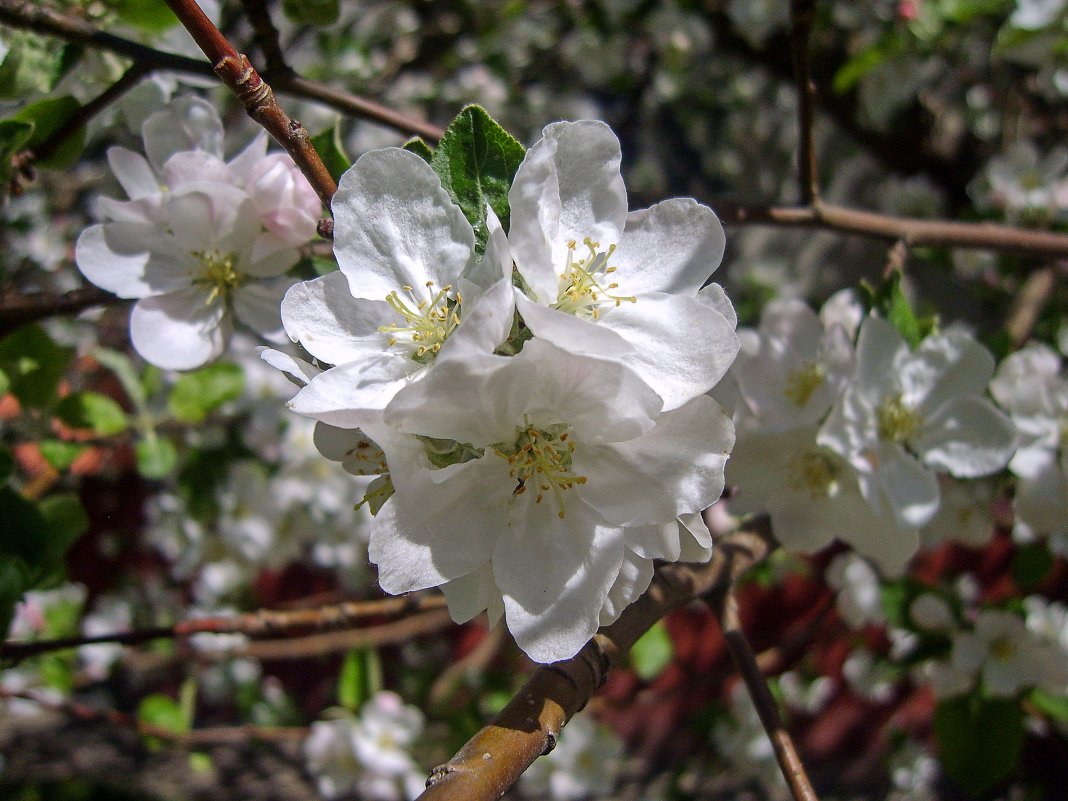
[
  {"x1": 311, "y1": 119, "x2": 351, "y2": 182},
  {"x1": 0, "y1": 31, "x2": 73, "y2": 98},
  {"x1": 309, "y1": 256, "x2": 339, "y2": 276},
  {"x1": 1030, "y1": 687, "x2": 1068, "y2": 723},
  {"x1": 92, "y1": 348, "x2": 149, "y2": 415},
  {"x1": 55, "y1": 391, "x2": 128, "y2": 436},
  {"x1": 39, "y1": 440, "x2": 89, "y2": 472},
  {"x1": 138, "y1": 693, "x2": 189, "y2": 735},
  {"x1": 39, "y1": 493, "x2": 89, "y2": 566},
  {"x1": 0, "y1": 486, "x2": 48, "y2": 566},
  {"x1": 0, "y1": 444, "x2": 13, "y2": 485},
  {"x1": 934, "y1": 693, "x2": 1024, "y2": 795},
  {"x1": 0, "y1": 324, "x2": 75, "y2": 409},
  {"x1": 136, "y1": 435, "x2": 178, "y2": 479},
  {"x1": 832, "y1": 35, "x2": 900, "y2": 94},
  {"x1": 862, "y1": 272, "x2": 935, "y2": 349},
  {"x1": 630, "y1": 621, "x2": 673, "y2": 680},
  {"x1": 430, "y1": 105, "x2": 526, "y2": 257},
  {"x1": 403, "y1": 136, "x2": 434, "y2": 163},
  {"x1": 168, "y1": 363, "x2": 245, "y2": 423},
  {"x1": 338, "y1": 648, "x2": 382, "y2": 712},
  {"x1": 0, "y1": 557, "x2": 31, "y2": 639},
  {"x1": 1011, "y1": 542, "x2": 1054, "y2": 589},
  {"x1": 11, "y1": 95, "x2": 86, "y2": 169},
  {"x1": 0, "y1": 117, "x2": 34, "y2": 190},
  {"x1": 105, "y1": 0, "x2": 181, "y2": 32},
  {"x1": 282, "y1": 0, "x2": 340, "y2": 25}
]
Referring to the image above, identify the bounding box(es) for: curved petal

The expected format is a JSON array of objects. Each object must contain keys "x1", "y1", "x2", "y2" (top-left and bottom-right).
[
  {"x1": 160, "y1": 150, "x2": 233, "y2": 189},
  {"x1": 904, "y1": 328, "x2": 995, "y2": 414},
  {"x1": 282, "y1": 272, "x2": 395, "y2": 365},
  {"x1": 289, "y1": 357, "x2": 414, "y2": 428},
  {"x1": 258, "y1": 346, "x2": 320, "y2": 386},
  {"x1": 872, "y1": 443, "x2": 941, "y2": 529},
  {"x1": 142, "y1": 96, "x2": 224, "y2": 171},
  {"x1": 75, "y1": 223, "x2": 188, "y2": 298},
  {"x1": 226, "y1": 131, "x2": 269, "y2": 184},
  {"x1": 599, "y1": 292, "x2": 740, "y2": 410},
  {"x1": 514, "y1": 291, "x2": 635, "y2": 362},
  {"x1": 509, "y1": 121, "x2": 627, "y2": 303},
  {"x1": 612, "y1": 198, "x2": 725, "y2": 296},
  {"x1": 495, "y1": 500, "x2": 624, "y2": 663},
  {"x1": 599, "y1": 548, "x2": 653, "y2": 625},
  {"x1": 1013, "y1": 448, "x2": 1068, "y2": 534},
  {"x1": 438, "y1": 276, "x2": 515, "y2": 359},
  {"x1": 245, "y1": 232, "x2": 300, "y2": 277},
  {"x1": 577, "y1": 395, "x2": 734, "y2": 526},
  {"x1": 853, "y1": 316, "x2": 907, "y2": 403},
  {"x1": 440, "y1": 563, "x2": 501, "y2": 624},
  {"x1": 129, "y1": 290, "x2": 229, "y2": 370},
  {"x1": 624, "y1": 521, "x2": 682, "y2": 562},
  {"x1": 233, "y1": 278, "x2": 293, "y2": 341},
  {"x1": 107, "y1": 147, "x2": 160, "y2": 200},
  {"x1": 917, "y1": 396, "x2": 1017, "y2": 478},
  {"x1": 332, "y1": 148, "x2": 474, "y2": 302}
]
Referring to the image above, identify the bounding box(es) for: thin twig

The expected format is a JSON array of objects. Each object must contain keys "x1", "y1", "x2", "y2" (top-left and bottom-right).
[
  {"x1": 0, "y1": 688, "x2": 308, "y2": 746},
  {"x1": 0, "y1": 286, "x2": 122, "y2": 338},
  {"x1": 0, "y1": 593, "x2": 448, "y2": 661},
  {"x1": 163, "y1": 0, "x2": 337, "y2": 208},
  {"x1": 239, "y1": 0, "x2": 290, "y2": 78},
  {"x1": 789, "y1": 0, "x2": 819, "y2": 204},
  {"x1": 1005, "y1": 265, "x2": 1058, "y2": 347},
  {"x1": 0, "y1": 0, "x2": 443, "y2": 143},
  {"x1": 707, "y1": 592, "x2": 820, "y2": 801},
  {"x1": 716, "y1": 201, "x2": 1068, "y2": 259},
  {"x1": 417, "y1": 515, "x2": 775, "y2": 801}
]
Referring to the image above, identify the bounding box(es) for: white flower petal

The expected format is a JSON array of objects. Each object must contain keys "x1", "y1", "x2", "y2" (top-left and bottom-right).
[
  {"x1": 853, "y1": 316, "x2": 908, "y2": 402},
  {"x1": 289, "y1": 358, "x2": 413, "y2": 428},
  {"x1": 495, "y1": 501, "x2": 625, "y2": 663},
  {"x1": 107, "y1": 147, "x2": 160, "y2": 200},
  {"x1": 129, "y1": 290, "x2": 230, "y2": 370},
  {"x1": 872, "y1": 443, "x2": 941, "y2": 528},
  {"x1": 578, "y1": 395, "x2": 734, "y2": 527},
  {"x1": 438, "y1": 276, "x2": 515, "y2": 359},
  {"x1": 904, "y1": 328, "x2": 995, "y2": 414},
  {"x1": 916, "y1": 396, "x2": 1016, "y2": 477},
  {"x1": 332, "y1": 148, "x2": 474, "y2": 302},
  {"x1": 599, "y1": 548, "x2": 653, "y2": 625},
  {"x1": 226, "y1": 131, "x2": 269, "y2": 184},
  {"x1": 598, "y1": 292, "x2": 739, "y2": 410},
  {"x1": 611, "y1": 198, "x2": 725, "y2": 296},
  {"x1": 282, "y1": 272, "x2": 394, "y2": 365},
  {"x1": 75, "y1": 223, "x2": 187, "y2": 298},
  {"x1": 142, "y1": 96, "x2": 224, "y2": 172},
  {"x1": 233, "y1": 278, "x2": 294, "y2": 341},
  {"x1": 509, "y1": 120, "x2": 627, "y2": 303},
  {"x1": 258, "y1": 347, "x2": 320, "y2": 386},
  {"x1": 160, "y1": 150, "x2": 233, "y2": 188}
]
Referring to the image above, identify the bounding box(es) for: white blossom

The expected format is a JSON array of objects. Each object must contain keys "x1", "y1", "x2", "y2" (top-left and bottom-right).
[
  {"x1": 505, "y1": 120, "x2": 738, "y2": 412},
  {"x1": 74, "y1": 97, "x2": 320, "y2": 370},
  {"x1": 303, "y1": 692, "x2": 425, "y2": 801},
  {"x1": 818, "y1": 317, "x2": 1016, "y2": 531},
  {"x1": 990, "y1": 343, "x2": 1068, "y2": 538},
  {"x1": 949, "y1": 608, "x2": 1056, "y2": 697},
  {"x1": 370, "y1": 340, "x2": 732, "y2": 662}
]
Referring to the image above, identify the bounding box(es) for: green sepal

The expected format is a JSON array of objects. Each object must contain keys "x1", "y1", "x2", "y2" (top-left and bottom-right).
[
  {"x1": 418, "y1": 436, "x2": 486, "y2": 469},
  {"x1": 403, "y1": 137, "x2": 434, "y2": 163},
  {"x1": 311, "y1": 118, "x2": 351, "y2": 182}
]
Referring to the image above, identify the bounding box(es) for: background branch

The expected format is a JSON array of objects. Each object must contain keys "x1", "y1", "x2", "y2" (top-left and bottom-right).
[{"x1": 789, "y1": 0, "x2": 819, "y2": 204}]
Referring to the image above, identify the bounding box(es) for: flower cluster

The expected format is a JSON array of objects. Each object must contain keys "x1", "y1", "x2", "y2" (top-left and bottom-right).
[
  {"x1": 722, "y1": 295, "x2": 1017, "y2": 574},
  {"x1": 303, "y1": 692, "x2": 426, "y2": 801},
  {"x1": 75, "y1": 97, "x2": 322, "y2": 370},
  {"x1": 272, "y1": 120, "x2": 739, "y2": 663}
]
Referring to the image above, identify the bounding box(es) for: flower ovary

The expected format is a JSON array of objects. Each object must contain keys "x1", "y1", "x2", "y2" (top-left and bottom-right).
[
  {"x1": 553, "y1": 238, "x2": 636, "y2": 321},
  {"x1": 493, "y1": 417, "x2": 587, "y2": 518}
]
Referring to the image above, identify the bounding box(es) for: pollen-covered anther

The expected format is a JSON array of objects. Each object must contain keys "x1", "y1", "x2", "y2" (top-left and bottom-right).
[
  {"x1": 493, "y1": 418, "x2": 587, "y2": 518},
  {"x1": 379, "y1": 280, "x2": 461, "y2": 363},
  {"x1": 553, "y1": 237, "x2": 636, "y2": 320},
  {"x1": 783, "y1": 363, "x2": 825, "y2": 408},
  {"x1": 877, "y1": 393, "x2": 923, "y2": 444}
]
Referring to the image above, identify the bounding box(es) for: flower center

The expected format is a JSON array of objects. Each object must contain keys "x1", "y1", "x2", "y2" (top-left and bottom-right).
[
  {"x1": 787, "y1": 448, "x2": 842, "y2": 501},
  {"x1": 990, "y1": 634, "x2": 1017, "y2": 662},
  {"x1": 379, "y1": 281, "x2": 461, "y2": 365},
  {"x1": 492, "y1": 417, "x2": 587, "y2": 518},
  {"x1": 877, "y1": 394, "x2": 923, "y2": 443},
  {"x1": 783, "y1": 363, "x2": 825, "y2": 408},
  {"x1": 552, "y1": 237, "x2": 636, "y2": 320},
  {"x1": 190, "y1": 249, "x2": 245, "y2": 304}
]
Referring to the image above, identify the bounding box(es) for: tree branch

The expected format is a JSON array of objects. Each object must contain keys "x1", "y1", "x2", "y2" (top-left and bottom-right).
[
  {"x1": 0, "y1": 593, "x2": 447, "y2": 661},
  {"x1": 789, "y1": 0, "x2": 819, "y2": 204},
  {"x1": 163, "y1": 0, "x2": 337, "y2": 208},
  {"x1": 0, "y1": 286, "x2": 123, "y2": 338},
  {"x1": 707, "y1": 591, "x2": 820, "y2": 801},
  {"x1": 716, "y1": 201, "x2": 1068, "y2": 259},
  {"x1": 239, "y1": 0, "x2": 290, "y2": 78},
  {"x1": 416, "y1": 515, "x2": 775, "y2": 801}
]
